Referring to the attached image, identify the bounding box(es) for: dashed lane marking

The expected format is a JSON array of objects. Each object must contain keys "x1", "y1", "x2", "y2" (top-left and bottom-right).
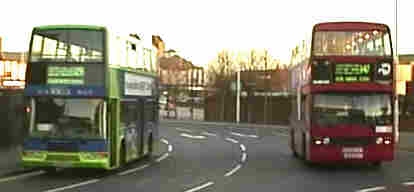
[
  {"x1": 176, "y1": 128, "x2": 193, "y2": 133},
  {"x1": 230, "y1": 132, "x2": 258, "y2": 138},
  {"x1": 0, "y1": 170, "x2": 45, "y2": 183},
  {"x1": 241, "y1": 153, "x2": 247, "y2": 162},
  {"x1": 184, "y1": 181, "x2": 215, "y2": 192},
  {"x1": 225, "y1": 137, "x2": 239, "y2": 144},
  {"x1": 161, "y1": 138, "x2": 169, "y2": 145},
  {"x1": 240, "y1": 144, "x2": 246, "y2": 152},
  {"x1": 118, "y1": 164, "x2": 150, "y2": 176},
  {"x1": 155, "y1": 153, "x2": 169, "y2": 162},
  {"x1": 180, "y1": 133, "x2": 207, "y2": 140},
  {"x1": 230, "y1": 132, "x2": 246, "y2": 137},
  {"x1": 224, "y1": 164, "x2": 242, "y2": 177},
  {"x1": 355, "y1": 186, "x2": 386, "y2": 192},
  {"x1": 273, "y1": 131, "x2": 289, "y2": 137},
  {"x1": 44, "y1": 179, "x2": 100, "y2": 192},
  {"x1": 201, "y1": 131, "x2": 217, "y2": 137}
]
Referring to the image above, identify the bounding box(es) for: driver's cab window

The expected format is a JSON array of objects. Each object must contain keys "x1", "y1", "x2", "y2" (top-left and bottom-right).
[{"x1": 33, "y1": 98, "x2": 105, "y2": 138}]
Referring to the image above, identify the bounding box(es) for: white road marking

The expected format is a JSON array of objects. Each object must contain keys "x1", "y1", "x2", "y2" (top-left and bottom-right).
[
  {"x1": 230, "y1": 132, "x2": 246, "y2": 137},
  {"x1": 241, "y1": 153, "x2": 247, "y2": 162},
  {"x1": 0, "y1": 170, "x2": 45, "y2": 183},
  {"x1": 355, "y1": 186, "x2": 386, "y2": 192},
  {"x1": 155, "y1": 153, "x2": 169, "y2": 162},
  {"x1": 118, "y1": 164, "x2": 150, "y2": 176},
  {"x1": 176, "y1": 128, "x2": 193, "y2": 133},
  {"x1": 273, "y1": 131, "x2": 289, "y2": 137},
  {"x1": 201, "y1": 131, "x2": 217, "y2": 137},
  {"x1": 161, "y1": 138, "x2": 169, "y2": 145},
  {"x1": 240, "y1": 144, "x2": 246, "y2": 152},
  {"x1": 225, "y1": 137, "x2": 239, "y2": 144},
  {"x1": 184, "y1": 181, "x2": 214, "y2": 192},
  {"x1": 403, "y1": 181, "x2": 414, "y2": 186},
  {"x1": 230, "y1": 132, "x2": 258, "y2": 139},
  {"x1": 224, "y1": 164, "x2": 242, "y2": 177},
  {"x1": 168, "y1": 144, "x2": 173, "y2": 152},
  {"x1": 180, "y1": 133, "x2": 206, "y2": 140},
  {"x1": 44, "y1": 179, "x2": 100, "y2": 192}
]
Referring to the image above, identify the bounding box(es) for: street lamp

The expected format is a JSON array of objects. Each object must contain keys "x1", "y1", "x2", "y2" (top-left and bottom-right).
[
  {"x1": 231, "y1": 51, "x2": 241, "y2": 124},
  {"x1": 231, "y1": 51, "x2": 248, "y2": 124},
  {"x1": 237, "y1": 63, "x2": 241, "y2": 124}
]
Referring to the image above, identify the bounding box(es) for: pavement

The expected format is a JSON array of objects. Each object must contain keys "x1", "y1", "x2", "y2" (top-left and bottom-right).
[
  {"x1": 397, "y1": 132, "x2": 414, "y2": 152},
  {"x1": 0, "y1": 145, "x2": 28, "y2": 177}
]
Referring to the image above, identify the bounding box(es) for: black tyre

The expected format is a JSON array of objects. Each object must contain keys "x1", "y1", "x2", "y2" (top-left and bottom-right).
[
  {"x1": 120, "y1": 143, "x2": 126, "y2": 166},
  {"x1": 372, "y1": 161, "x2": 382, "y2": 168},
  {"x1": 42, "y1": 167, "x2": 57, "y2": 173},
  {"x1": 147, "y1": 134, "x2": 153, "y2": 158},
  {"x1": 302, "y1": 134, "x2": 307, "y2": 160},
  {"x1": 290, "y1": 129, "x2": 298, "y2": 158}
]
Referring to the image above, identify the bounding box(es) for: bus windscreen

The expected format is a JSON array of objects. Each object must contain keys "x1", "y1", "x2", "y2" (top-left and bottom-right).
[{"x1": 312, "y1": 93, "x2": 392, "y2": 126}]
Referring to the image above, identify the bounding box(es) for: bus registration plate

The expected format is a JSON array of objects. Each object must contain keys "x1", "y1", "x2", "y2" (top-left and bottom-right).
[{"x1": 342, "y1": 147, "x2": 363, "y2": 159}]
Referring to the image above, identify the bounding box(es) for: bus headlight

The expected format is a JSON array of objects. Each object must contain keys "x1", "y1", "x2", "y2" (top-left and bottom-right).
[
  {"x1": 376, "y1": 137, "x2": 384, "y2": 144},
  {"x1": 22, "y1": 151, "x2": 45, "y2": 159},
  {"x1": 81, "y1": 152, "x2": 108, "y2": 160},
  {"x1": 315, "y1": 140, "x2": 322, "y2": 145},
  {"x1": 322, "y1": 137, "x2": 330, "y2": 145},
  {"x1": 384, "y1": 140, "x2": 391, "y2": 145}
]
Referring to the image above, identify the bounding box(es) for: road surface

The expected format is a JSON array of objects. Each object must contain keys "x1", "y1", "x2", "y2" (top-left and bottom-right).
[{"x1": 1, "y1": 121, "x2": 414, "y2": 192}]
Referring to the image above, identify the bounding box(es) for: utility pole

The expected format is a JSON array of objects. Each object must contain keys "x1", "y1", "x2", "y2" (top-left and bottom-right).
[
  {"x1": 236, "y1": 60, "x2": 240, "y2": 124},
  {"x1": 190, "y1": 68, "x2": 194, "y2": 120},
  {"x1": 264, "y1": 50, "x2": 268, "y2": 124}
]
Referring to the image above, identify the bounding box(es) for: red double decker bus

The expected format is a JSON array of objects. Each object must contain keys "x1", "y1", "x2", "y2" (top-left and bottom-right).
[{"x1": 289, "y1": 22, "x2": 396, "y2": 166}]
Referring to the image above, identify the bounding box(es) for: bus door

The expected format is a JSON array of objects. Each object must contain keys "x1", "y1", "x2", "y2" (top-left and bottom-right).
[
  {"x1": 142, "y1": 97, "x2": 156, "y2": 155},
  {"x1": 135, "y1": 98, "x2": 144, "y2": 157}
]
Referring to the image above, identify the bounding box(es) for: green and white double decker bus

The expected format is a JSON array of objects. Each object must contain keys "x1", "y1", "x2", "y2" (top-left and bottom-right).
[{"x1": 21, "y1": 25, "x2": 159, "y2": 170}]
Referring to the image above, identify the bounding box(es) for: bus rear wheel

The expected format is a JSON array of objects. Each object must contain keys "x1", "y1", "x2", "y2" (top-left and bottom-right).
[
  {"x1": 146, "y1": 134, "x2": 153, "y2": 158},
  {"x1": 120, "y1": 143, "x2": 126, "y2": 167},
  {"x1": 290, "y1": 129, "x2": 298, "y2": 158}
]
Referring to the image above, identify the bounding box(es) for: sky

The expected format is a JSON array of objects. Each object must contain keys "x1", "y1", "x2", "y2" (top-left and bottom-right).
[{"x1": 0, "y1": 0, "x2": 412, "y2": 67}]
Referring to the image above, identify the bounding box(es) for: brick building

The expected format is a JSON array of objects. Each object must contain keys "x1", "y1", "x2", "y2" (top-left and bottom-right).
[{"x1": 0, "y1": 37, "x2": 27, "y2": 90}]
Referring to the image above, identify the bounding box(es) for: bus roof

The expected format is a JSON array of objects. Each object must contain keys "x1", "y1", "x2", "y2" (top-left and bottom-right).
[
  {"x1": 313, "y1": 22, "x2": 389, "y2": 32},
  {"x1": 34, "y1": 25, "x2": 106, "y2": 31}
]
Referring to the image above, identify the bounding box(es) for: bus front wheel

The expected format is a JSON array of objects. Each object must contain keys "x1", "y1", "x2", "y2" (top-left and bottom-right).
[
  {"x1": 372, "y1": 161, "x2": 382, "y2": 167},
  {"x1": 42, "y1": 167, "x2": 57, "y2": 173}
]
